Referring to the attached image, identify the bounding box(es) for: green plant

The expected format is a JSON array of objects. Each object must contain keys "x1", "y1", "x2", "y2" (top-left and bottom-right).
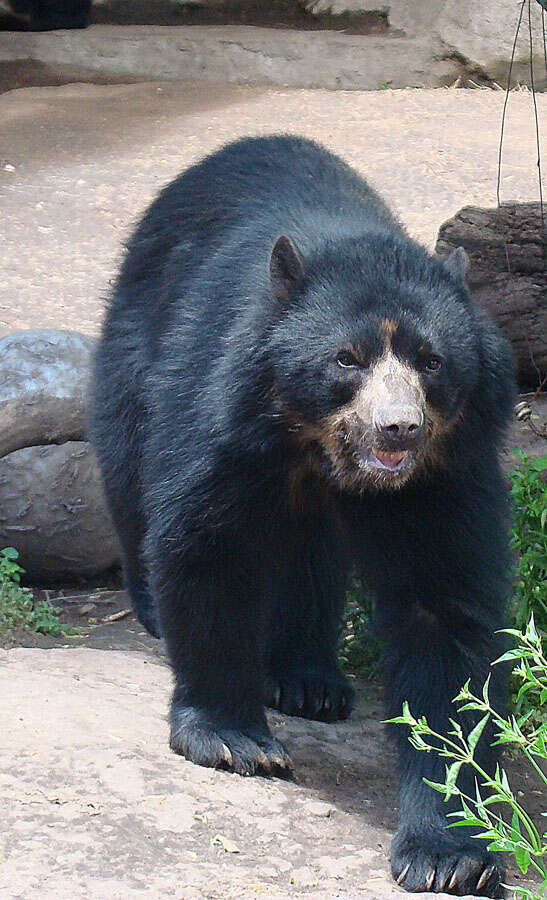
[
  {"x1": 340, "y1": 578, "x2": 381, "y2": 677},
  {"x1": 510, "y1": 454, "x2": 547, "y2": 635},
  {"x1": 0, "y1": 547, "x2": 79, "y2": 638},
  {"x1": 0, "y1": 546, "x2": 24, "y2": 583},
  {"x1": 389, "y1": 617, "x2": 547, "y2": 900}
]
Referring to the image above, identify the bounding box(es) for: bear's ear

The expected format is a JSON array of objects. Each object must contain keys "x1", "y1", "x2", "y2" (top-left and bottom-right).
[
  {"x1": 269, "y1": 235, "x2": 305, "y2": 304},
  {"x1": 443, "y1": 246, "x2": 470, "y2": 281}
]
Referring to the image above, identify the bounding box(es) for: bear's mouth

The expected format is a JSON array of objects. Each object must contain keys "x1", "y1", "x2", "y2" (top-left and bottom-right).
[
  {"x1": 370, "y1": 448, "x2": 408, "y2": 470},
  {"x1": 358, "y1": 446, "x2": 412, "y2": 474}
]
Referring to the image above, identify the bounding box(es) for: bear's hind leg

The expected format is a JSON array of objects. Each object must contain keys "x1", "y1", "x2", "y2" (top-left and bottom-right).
[
  {"x1": 108, "y1": 491, "x2": 160, "y2": 639},
  {"x1": 266, "y1": 532, "x2": 354, "y2": 722}
]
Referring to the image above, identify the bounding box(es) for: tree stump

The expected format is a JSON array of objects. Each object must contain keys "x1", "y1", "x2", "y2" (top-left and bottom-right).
[{"x1": 435, "y1": 203, "x2": 546, "y2": 389}]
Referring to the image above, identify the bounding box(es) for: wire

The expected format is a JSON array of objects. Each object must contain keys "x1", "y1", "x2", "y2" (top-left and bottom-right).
[
  {"x1": 528, "y1": 0, "x2": 544, "y2": 225},
  {"x1": 497, "y1": 0, "x2": 526, "y2": 207}
]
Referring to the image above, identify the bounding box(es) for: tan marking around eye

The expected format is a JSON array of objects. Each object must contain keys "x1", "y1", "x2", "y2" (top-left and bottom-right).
[
  {"x1": 379, "y1": 318, "x2": 398, "y2": 347},
  {"x1": 348, "y1": 343, "x2": 368, "y2": 366}
]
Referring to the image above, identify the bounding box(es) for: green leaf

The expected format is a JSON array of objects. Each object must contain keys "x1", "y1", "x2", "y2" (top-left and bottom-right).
[
  {"x1": 526, "y1": 455, "x2": 547, "y2": 471},
  {"x1": 422, "y1": 778, "x2": 449, "y2": 794},
  {"x1": 495, "y1": 649, "x2": 525, "y2": 665},
  {"x1": 500, "y1": 768, "x2": 512, "y2": 795},
  {"x1": 385, "y1": 701, "x2": 417, "y2": 727},
  {"x1": 409, "y1": 733, "x2": 431, "y2": 752},
  {"x1": 448, "y1": 717, "x2": 464, "y2": 740},
  {"x1": 0, "y1": 547, "x2": 19, "y2": 559},
  {"x1": 527, "y1": 614, "x2": 538, "y2": 644},
  {"x1": 444, "y1": 761, "x2": 463, "y2": 800},
  {"x1": 447, "y1": 817, "x2": 486, "y2": 829},
  {"x1": 467, "y1": 714, "x2": 490, "y2": 753},
  {"x1": 514, "y1": 843, "x2": 531, "y2": 874}
]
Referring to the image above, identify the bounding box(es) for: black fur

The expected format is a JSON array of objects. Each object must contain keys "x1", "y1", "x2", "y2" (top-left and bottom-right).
[{"x1": 90, "y1": 136, "x2": 515, "y2": 897}]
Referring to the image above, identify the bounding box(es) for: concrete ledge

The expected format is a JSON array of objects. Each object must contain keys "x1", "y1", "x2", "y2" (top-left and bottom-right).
[{"x1": 0, "y1": 24, "x2": 457, "y2": 90}]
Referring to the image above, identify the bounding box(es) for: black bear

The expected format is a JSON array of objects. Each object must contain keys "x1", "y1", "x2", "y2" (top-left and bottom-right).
[
  {"x1": 90, "y1": 135, "x2": 515, "y2": 897},
  {"x1": 0, "y1": 0, "x2": 90, "y2": 30}
]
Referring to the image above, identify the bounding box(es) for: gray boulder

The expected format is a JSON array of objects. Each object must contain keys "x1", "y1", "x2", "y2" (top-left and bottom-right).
[
  {"x1": 301, "y1": 0, "x2": 547, "y2": 88},
  {"x1": 436, "y1": 0, "x2": 547, "y2": 87},
  {"x1": 0, "y1": 329, "x2": 92, "y2": 458},
  {"x1": 0, "y1": 442, "x2": 120, "y2": 579},
  {"x1": 0, "y1": 329, "x2": 120, "y2": 578},
  {"x1": 300, "y1": 0, "x2": 387, "y2": 14}
]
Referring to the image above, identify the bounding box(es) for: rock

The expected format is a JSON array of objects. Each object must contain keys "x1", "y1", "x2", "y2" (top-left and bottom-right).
[
  {"x1": 502, "y1": 392, "x2": 547, "y2": 474},
  {"x1": 388, "y1": 0, "x2": 446, "y2": 34},
  {"x1": 0, "y1": 329, "x2": 120, "y2": 578},
  {"x1": 0, "y1": 329, "x2": 94, "y2": 459},
  {"x1": 436, "y1": 0, "x2": 547, "y2": 88},
  {"x1": 0, "y1": 24, "x2": 452, "y2": 91},
  {"x1": 304, "y1": 800, "x2": 335, "y2": 817},
  {"x1": 435, "y1": 203, "x2": 546, "y2": 390},
  {"x1": 389, "y1": 0, "x2": 547, "y2": 88},
  {"x1": 0, "y1": 441, "x2": 120, "y2": 579},
  {"x1": 300, "y1": 0, "x2": 387, "y2": 15}
]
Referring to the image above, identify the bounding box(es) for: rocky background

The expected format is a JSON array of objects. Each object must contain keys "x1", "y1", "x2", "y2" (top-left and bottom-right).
[{"x1": 1, "y1": 0, "x2": 547, "y2": 90}]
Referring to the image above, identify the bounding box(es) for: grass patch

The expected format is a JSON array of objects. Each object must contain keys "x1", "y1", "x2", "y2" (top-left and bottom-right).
[
  {"x1": 510, "y1": 453, "x2": 547, "y2": 634},
  {"x1": 0, "y1": 548, "x2": 79, "y2": 638},
  {"x1": 509, "y1": 453, "x2": 547, "y2": 727}
]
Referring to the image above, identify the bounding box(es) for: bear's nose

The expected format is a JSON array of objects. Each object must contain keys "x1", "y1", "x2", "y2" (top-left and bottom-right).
[{"x1": 373, "y1": 405, "x2": 424, "y2": 443}]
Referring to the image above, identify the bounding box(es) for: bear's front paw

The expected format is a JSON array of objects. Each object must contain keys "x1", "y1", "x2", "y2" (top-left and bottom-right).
[
  {"x1": 170, "y1": 705, "x2": 293, "y2": 777},
  {"x1": 391, "y1": 828, "x2": 504, "y2": 897},
  {"x1": 265, "y1": 667, "x2": 354, "y2": 722}
]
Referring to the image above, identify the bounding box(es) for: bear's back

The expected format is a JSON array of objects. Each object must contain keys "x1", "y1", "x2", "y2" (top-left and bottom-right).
[{"x1": 114, "y1": 136, "x2": 398, "y2": 332}]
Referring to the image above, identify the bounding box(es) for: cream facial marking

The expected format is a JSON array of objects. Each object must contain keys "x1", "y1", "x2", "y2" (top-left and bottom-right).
[{"x1": 351, "y1": 350, "x2": 425, "y2": 473}]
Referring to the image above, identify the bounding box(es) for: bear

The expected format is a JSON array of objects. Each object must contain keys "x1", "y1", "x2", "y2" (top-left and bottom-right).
[{"x1": 90, "y1": 135, "x2": 515, "y2": 897}]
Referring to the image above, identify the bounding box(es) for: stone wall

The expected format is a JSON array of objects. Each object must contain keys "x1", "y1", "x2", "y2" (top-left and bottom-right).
[{"x1": 303, "y1": 0, "x2": 547, "y2": 87}]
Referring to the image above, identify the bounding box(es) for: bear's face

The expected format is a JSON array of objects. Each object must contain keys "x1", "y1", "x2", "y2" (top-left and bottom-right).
[{"x1": 267, "y1": 236, "x2": 480, "y2": 492}]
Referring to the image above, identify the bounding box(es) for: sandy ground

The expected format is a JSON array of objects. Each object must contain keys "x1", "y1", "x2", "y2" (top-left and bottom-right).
[
  {"x1": 1, "y1": 646, "x2": 396, "y2": 900},
  {"x1": 1, "y1": 642, "x2": 544, "y2": 900},
  {"x1": 0, "y1": 83, "x2": 545, "y2": 338},
  {"x1": 0, "y1": 82, "x2": 545, "y2": 898}
]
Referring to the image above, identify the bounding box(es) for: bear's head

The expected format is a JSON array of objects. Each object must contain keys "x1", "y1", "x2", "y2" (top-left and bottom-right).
[{"x1": 266, "y1": 233, "x2": 509, "y2": 493}]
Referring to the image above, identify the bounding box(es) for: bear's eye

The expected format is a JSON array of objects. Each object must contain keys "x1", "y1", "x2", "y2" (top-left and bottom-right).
[
  {"x1": 337, "y1": 351, "x2": 360, "y2": 369},
  {"x1": 424, "y1": 355, "x2": 442, "y2": 373}
]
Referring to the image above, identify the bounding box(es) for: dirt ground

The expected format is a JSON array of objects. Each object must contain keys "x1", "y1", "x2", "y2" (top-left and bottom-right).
[
  {"x1": 1, "y1": 83, "x2": 546, "y2": 336},
  {"x1": 0, "y1": 80, "x2": 546, "y2": 898},
  {"x1": 1, "y1": 596, "x2": 545, "y2": 900}
]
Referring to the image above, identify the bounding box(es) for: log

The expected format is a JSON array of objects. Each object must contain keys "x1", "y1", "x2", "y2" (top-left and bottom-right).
[{"x1": 435, "y1": 203, "x2": 546, "y2": 389}]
